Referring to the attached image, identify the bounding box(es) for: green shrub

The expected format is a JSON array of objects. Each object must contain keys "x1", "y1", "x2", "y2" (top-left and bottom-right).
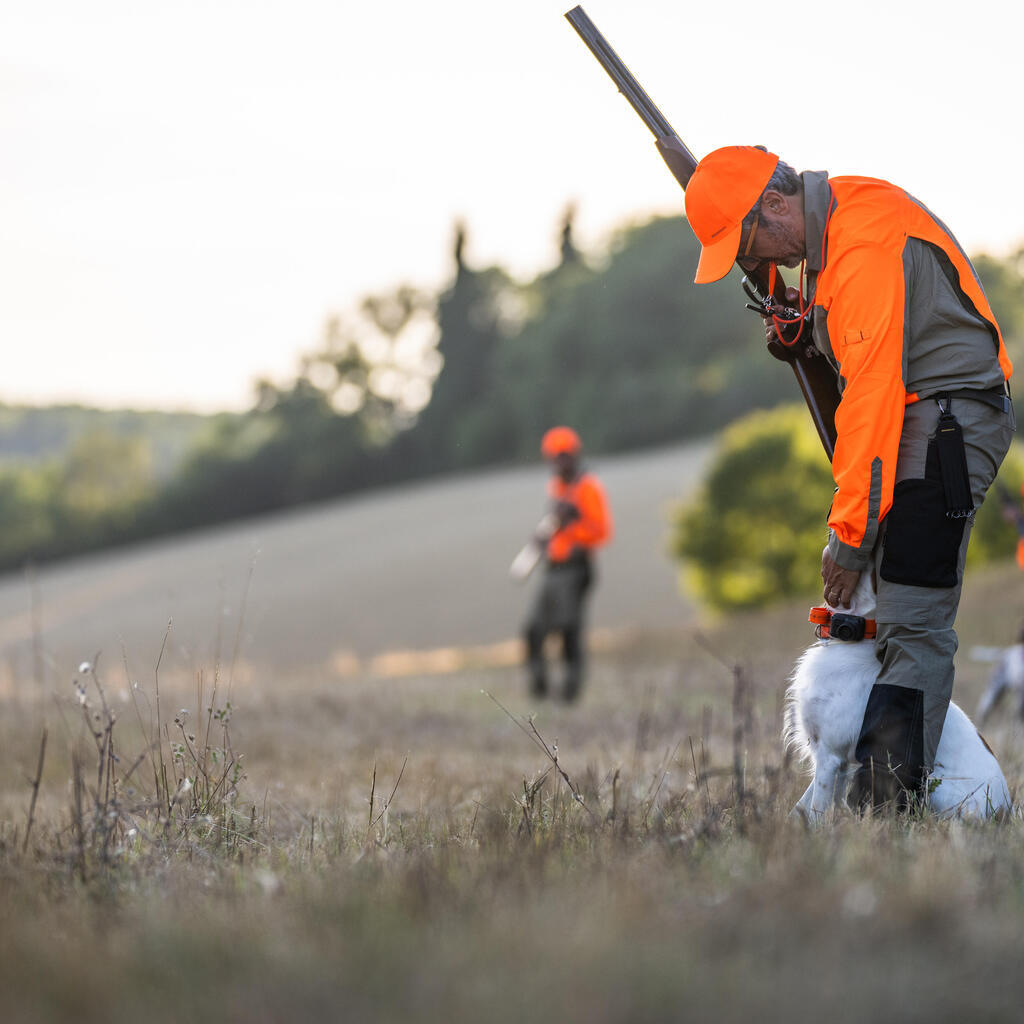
[
  {"x1": 672, "y1": 406, "x2": 834, "y2": 610},
  {"x1": 968, "y1": 441, "x2": 1024, "y2": 567},
  {"x1": 671, "y1": 405, "x2": 1024, "y2": 611}
]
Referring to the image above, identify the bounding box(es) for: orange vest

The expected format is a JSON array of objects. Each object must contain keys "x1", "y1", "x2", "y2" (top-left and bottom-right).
[
  {"x1": 812, "y1": 176, "x2": 1012, "y2": 556},
  {"x1": 546, "y1": 472, "x2": 612, "y2": 562}
]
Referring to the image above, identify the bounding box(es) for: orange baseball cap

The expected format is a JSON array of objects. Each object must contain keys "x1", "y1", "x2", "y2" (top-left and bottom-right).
[
  {"x1": 541, "y1": 426, "x2": 582, "y2": 458},
  {"x1": 684, "y1": 146, "x2": 779, "y2": 284}
]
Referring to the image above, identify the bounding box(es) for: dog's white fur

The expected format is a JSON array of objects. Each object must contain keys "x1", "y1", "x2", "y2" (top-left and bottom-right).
[{"x1": 785, "y1": 570, "x2": 1011, "y2": 823}]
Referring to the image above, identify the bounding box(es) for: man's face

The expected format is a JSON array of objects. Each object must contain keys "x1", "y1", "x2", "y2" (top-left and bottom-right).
[
  {"x1": 551, "y1": 452, "x2": 577, "y2": 481},
  {"x1": 736, "y1": 190, "x2": 806, "y2": 273}
]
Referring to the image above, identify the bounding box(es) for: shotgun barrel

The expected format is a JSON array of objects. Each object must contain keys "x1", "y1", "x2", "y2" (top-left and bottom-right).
[
  {"x1": 565, "y1": 7, "x2": 682, "y2": 146},
  {"x1": 563, "y1": 5, "x2": 840, "y2": 461},
  {"x1": 564, "y1": 6, "x2": 699, "y2": 188}
]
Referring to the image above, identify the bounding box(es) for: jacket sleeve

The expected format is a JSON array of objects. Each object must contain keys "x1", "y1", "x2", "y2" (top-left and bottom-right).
[
  {"x1": 547, "y1": 476, "x2": 612, "y2": 560},
  {"x1": 824, "y1": 243, "x2": 908, "y2": 571}
]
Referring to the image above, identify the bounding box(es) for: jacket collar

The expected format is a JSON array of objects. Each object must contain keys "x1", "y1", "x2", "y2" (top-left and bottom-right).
[{"x1": 801, "y1": 170, "x2": 834, "y2": 275}]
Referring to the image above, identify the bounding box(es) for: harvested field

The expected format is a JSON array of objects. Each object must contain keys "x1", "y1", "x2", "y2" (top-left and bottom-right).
[{"x1": 3, "y1": 440, "x2": 1024, "y2": 1023}]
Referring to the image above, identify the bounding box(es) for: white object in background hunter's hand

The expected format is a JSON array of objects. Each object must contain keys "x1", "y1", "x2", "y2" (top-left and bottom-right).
[{"x1": 509, "y1": 512, "x2": 558, "y2": 582}]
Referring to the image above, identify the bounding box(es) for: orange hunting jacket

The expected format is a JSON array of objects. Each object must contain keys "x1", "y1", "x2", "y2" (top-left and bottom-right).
[
  {"x1": 802, "y1": 172, "x2": 1013, "y2": 571},
  {"x1": 546, "y1": 472, "x2": 612, "y2": 563}
]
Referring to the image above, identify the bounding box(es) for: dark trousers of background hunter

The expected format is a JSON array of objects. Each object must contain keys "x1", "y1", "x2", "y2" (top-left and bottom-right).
[
  {"x1": 524, "y1": 553, "x2": 593, "y2": 701},
  {"x1": 849, "y1": 396, "x2": 1015, "y2": 812}
]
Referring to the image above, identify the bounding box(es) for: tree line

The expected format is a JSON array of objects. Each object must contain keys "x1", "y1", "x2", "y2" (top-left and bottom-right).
[{"x1": 1, "y1": 212, "x2": 1023, "y2": 576}]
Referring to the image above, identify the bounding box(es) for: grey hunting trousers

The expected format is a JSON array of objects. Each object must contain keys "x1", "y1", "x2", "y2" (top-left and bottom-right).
[
  {"x1": 850, "y1": 395, "x2": 1015, "y2": 809},
  {"x1": 524, "y1": 555, "x2": 593, "y2": 701}
]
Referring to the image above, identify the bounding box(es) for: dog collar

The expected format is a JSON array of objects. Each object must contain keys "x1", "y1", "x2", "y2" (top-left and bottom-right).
[{"x1": 809, "y1": 606, "x2": 877, "y2": 641}]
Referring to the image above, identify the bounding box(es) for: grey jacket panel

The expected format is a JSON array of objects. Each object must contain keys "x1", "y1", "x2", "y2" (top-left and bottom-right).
[{"x1": 901, "y1": 237, "x2": 1005, "y2": 398}]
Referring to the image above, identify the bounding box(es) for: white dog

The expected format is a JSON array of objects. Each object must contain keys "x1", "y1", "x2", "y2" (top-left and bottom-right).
[
  {"x1": 785, "y1": 570, "x2": 1011, "y2": 823},
  {"x1": 976, "y1": 642, "x2": 1024, "y2": 725}
]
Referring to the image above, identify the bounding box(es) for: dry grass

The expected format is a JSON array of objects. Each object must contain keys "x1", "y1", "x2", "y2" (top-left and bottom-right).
[{"x1": 3, "y1": 562, "x2": 1024, "y2": 1022}]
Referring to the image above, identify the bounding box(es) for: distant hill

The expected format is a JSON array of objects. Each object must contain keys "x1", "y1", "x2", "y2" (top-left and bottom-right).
[
  {"x1": 0, "y1": 404, "x2": 231, "y2": 479},
  {"x1": 0, "y1": 438, "x2": 712, "y2": 678}
]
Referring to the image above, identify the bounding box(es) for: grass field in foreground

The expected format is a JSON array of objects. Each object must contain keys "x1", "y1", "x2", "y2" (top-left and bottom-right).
[{"x1": 2, "y1": 560, "x2": 1024, "y2": 1023}]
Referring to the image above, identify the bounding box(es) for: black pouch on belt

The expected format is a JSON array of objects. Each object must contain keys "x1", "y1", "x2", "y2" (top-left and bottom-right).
[{"x1": 934, "y1": 400, "x2": 974, "y2": 519}]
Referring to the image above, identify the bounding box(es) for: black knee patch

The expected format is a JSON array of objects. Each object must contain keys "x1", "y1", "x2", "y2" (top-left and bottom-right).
[{"x1": 849, "y1": 683, "x2": 926, "y2": 812}]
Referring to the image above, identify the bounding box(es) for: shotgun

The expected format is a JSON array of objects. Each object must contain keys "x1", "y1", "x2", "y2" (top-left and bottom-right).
[
  {"x1": 509, "y1": 512, "x2": 558, "y2": 582},
  {"x1": 564, "y1": 5, "x2": 840, "y2": 461}
]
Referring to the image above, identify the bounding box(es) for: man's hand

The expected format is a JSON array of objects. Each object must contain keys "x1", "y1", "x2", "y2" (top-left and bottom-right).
[
  {"x1": 821, "y1": 549, "x2": 860, "y2": 609},
  {"x1": 760, "y1": 285, "x2": 818, "y2": 359},
  {"x1": 761, "y1": 285, "x2": 803, "y2": 345}
]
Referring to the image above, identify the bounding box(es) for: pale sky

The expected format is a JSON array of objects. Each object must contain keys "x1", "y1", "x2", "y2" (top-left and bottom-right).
[{"x1": 3, "y1": 0, "x2": 1023, "y2": 411}]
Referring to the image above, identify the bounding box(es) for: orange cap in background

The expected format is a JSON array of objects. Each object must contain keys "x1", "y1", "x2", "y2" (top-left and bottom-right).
[
  {"x1": 541, "y1": 426, "x2": 582, "y2": 458},
  {"x1": 684, "y1": 146, "x2": 779, "y2": 284}
]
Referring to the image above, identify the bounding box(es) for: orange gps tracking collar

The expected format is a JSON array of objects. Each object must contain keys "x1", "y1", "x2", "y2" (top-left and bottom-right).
[{"x1": 809, "y1": 606, "x2": 877, "y2": 641}]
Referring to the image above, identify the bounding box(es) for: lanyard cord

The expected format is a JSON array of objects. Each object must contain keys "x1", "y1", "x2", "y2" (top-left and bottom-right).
[
  {"x1": 766, "y1": 187, "x2": 836, "y2": 349},
  {"x1": 767, "y1": 261, "x2": 808, "y2": 346}
]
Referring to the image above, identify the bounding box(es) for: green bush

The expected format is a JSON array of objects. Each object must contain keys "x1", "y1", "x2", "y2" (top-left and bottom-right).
[
  {"x1": 968, "y1": 442, "x2": 1024, "y2": 567},
  {"x1": 671, "y1": 405, "x2": 1024, "y2": 611},
  {"x1": 672, "y1": 406, "x2": 834, "y2": 610}
]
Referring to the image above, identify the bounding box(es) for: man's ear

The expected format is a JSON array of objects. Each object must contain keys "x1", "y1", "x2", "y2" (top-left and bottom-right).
[{"x1": 761, "y1": 189, "x2": 791, "y2": 216}]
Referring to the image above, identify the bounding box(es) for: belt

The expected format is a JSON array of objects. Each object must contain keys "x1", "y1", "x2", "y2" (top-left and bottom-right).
[{"x1": 932, "y1": 383, "x2": 1012, "y2": 414}]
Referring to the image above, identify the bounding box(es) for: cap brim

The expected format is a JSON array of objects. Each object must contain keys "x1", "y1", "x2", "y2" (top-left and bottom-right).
[{"x1": 694, "y1": 221, "x2": 742, "y2": 284}]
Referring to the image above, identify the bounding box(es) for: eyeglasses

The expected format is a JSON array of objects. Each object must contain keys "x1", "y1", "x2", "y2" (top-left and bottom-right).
[
  {"x1": 741, "y1": 209, "x2": 760, "y2": 258},
  {"x1": 735, "y1": 210, "x2": 762, "y2": 271}
]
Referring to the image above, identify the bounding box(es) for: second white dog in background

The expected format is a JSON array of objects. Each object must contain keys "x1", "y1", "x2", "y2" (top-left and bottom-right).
[
  {"x1": 976, "y1": 641, "x2": 1024, "y2": 725},
  {"x1": 785, "y1": 570, "x2": 1011, "y2": 824}
]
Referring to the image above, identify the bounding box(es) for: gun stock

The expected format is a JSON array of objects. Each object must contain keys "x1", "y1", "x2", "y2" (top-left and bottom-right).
[{"x1": 564, "y1": 5, "x2": 840, "y2": 460}]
